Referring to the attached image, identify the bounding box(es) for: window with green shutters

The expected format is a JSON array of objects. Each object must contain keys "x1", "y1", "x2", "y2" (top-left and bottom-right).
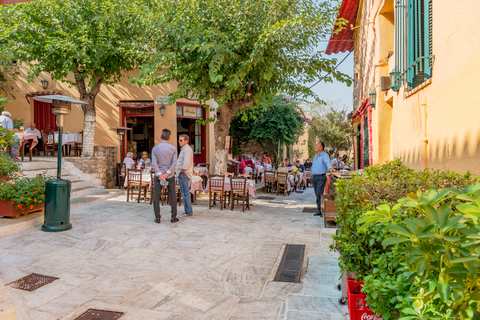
[{"x1": 391, "y1": 0, "x2": 433, "y2": 91}]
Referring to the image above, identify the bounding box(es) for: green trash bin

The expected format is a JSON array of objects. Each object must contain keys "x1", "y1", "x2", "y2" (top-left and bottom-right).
[{"x1": 42, "y1": 179, "x2": 72, "y2": 232}]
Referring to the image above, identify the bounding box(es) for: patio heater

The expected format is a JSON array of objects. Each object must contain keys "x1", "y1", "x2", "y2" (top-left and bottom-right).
[
  {"x1": 33, "y1": 95, "x2": 88, "y2": 232},
  {"x1": 110, "y1": 126, "x2": 131, "y2": 161}
]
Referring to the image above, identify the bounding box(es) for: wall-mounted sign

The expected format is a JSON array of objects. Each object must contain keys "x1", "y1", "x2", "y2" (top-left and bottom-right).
[
  {"x1": 176, "y1": 106, "x2": 183, "y2": 115},
  {"x1": 183, "y1": 106, "x2": 197, "y2": 118},
  {"x1": 156, "y1": 95, "x2": 169, "y2": 105}
]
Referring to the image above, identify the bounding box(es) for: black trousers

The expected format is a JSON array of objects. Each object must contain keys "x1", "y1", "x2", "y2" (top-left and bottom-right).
[
  {"x1": 313, "y1": 174, "x2": 327, "y2": 213},
  {"x1": 153, "y1": 175, "x2": 177, "y2": 220}
]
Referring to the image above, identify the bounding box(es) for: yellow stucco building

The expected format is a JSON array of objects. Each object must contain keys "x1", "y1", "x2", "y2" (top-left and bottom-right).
[
  {"x1": 3, "y1": 66, "x2": 216, "y2": 165},
  {"x1": 327, "y1": 0, "x2": 480, "y2": 175}
]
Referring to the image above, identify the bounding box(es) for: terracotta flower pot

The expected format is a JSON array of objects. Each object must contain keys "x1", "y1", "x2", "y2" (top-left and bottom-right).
[{"x1": 0, "y1": 200, "x2": 44, "y2": 218}]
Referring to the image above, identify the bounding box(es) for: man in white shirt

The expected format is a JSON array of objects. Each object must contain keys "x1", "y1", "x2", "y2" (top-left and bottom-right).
[
  {"x1": 176, "y1": 134, "x2": 194, "y2": 217},
  {"x1": 24, "y1": 122, "x2": 43, "y2": 153},
  {"x1": 122, "y1": 152, "x2": 136, "y2": 173}
]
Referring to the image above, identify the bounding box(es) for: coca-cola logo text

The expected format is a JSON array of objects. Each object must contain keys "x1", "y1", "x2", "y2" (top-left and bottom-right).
[{"x1": 360, "y1": 313, "x2": 383, "y2": 320}]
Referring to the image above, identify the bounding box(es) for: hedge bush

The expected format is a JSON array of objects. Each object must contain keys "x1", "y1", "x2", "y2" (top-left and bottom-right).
[{"x1": 330, "y1": 159, "x2": 478, "y2": 318}]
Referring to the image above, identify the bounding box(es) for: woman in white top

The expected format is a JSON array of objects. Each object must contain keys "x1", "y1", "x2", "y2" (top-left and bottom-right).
[
  {"x1": 122, "y1": 152, "x2": 135, "y2": 174},
  {"x1": 139, "y1": 151, "x2": 152, "y2": 165}
]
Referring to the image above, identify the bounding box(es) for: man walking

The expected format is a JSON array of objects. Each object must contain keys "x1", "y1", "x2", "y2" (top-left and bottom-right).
[
  {"x1": 152, "y1": 129, "x2": 178, "y2": 223},
  {"x1": 176, "y1": 134, "x2": 194, "y2": 217},
  {"x1": 312, "y1": 142, "x2": 335, "y2": 217}
]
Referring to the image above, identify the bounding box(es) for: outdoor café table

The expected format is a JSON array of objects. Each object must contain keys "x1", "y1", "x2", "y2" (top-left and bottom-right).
[
  {"x1": 264, "y1": 163, "x2": 273, "y2": 171},
  {"x1": 124, "y1": 169, "x2": 152, "y2": 188},
  {"x1": 15, "y1": 133, "x2": 38, "y2": 161},
  {"x1": 205, "y1": 176, "x2": 256, "y2": 198},
  {"x1": 255, "y1": 165, "x2": 265, "y2": 174},
  {"x1": 193, "y1": 166, "x2": 209, "y2": 177},
  {"x1": 54, "y1": 132, "x2": 82, "y2": 156}
]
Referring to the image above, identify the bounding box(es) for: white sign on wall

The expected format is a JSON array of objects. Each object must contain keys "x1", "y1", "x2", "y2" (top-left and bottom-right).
[{"x1": 156, "y1": 95, "x2": 169, "y2": 105}]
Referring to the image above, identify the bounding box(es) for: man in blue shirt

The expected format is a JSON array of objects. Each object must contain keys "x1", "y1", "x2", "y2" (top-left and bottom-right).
[
  {"x1": 312, "y1": 142, "x2": 336, "y2": 216},
  {"x1": 152, "y1": 128, "x2": 178, "y2": 224}
]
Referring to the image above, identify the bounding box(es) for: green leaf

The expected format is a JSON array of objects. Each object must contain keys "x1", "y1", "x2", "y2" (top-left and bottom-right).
[
  {"x1": 437, "y1": 278, "x2": 451, "y2": 303},
  {"x1": 387, "y1": 224, "x2": 414, "y2": 237},
  {"x1": 382, "y1": 237, "x2": 409, "y2": 247}
]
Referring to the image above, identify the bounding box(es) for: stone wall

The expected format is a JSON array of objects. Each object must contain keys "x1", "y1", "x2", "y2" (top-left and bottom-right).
[
  {"x1": 64, "y1": 146, "x2": 118, "y2": 188},
  {"x1": 238, "y1": 139, "x2": 275, "y2": 159}
]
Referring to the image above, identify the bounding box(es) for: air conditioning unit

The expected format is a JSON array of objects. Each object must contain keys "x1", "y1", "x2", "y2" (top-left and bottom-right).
[{"x1": 380, "y1": 76, "x2": 390, "y2": 91}]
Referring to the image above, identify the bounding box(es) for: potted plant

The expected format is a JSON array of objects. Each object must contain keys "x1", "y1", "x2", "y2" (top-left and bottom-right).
[
  {"x1": 0, "y1": 174, "x2": 49, "y2": 217},
  {"x1": 0, "y1": 153, "x2": 22, "y2": 180}
]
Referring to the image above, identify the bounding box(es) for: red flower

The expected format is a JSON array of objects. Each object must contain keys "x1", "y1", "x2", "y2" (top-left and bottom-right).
[
  {"x1": 20, "y1": 196, "x2": 24, "y2": 199},
  {"x1": 17, "y1": 204, "x2": 22, "y2": 208},
  {"x1": 37, "y1": 179, "x2": 39, "y2": 182},
  {"x1": 30, "y1": 205, "x2": 33, "y2": 209},
  {"x1": 39, "y1": 174, "x2": 42, "y2": 176},
  {"x1": 34, "y1": 191, "x2": 38, "y2": 194}
]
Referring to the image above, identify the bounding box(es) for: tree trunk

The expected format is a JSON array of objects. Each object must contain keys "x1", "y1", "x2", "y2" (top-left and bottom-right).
[
  {"x1": 74, "y1": 72, "x2": 102, "y2": 158},
  {"x1": 213, "y1": 103, "x2": 235, "y2": 174}
]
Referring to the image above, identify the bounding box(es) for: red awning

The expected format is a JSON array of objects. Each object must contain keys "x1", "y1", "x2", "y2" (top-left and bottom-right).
[{"x1": 325, "y1": 0, "x2": 360, "y2": 55}]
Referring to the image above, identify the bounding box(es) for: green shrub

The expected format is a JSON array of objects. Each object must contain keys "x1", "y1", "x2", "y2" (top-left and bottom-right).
[
  {"x1": 0, "y1": 173, "x2": 50, "y2": 209},
  {"x1": 0, "y1": 153, "x2": 21, "y2": 178},
  {"x1": 359, "y1": 185, "x2": 480, "y2": 319},
  {"x1": 331, "y1": 159, "x2": 478, "y2": 318}
]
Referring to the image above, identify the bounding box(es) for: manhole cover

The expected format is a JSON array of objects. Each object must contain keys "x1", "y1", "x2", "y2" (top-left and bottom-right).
[
  {"x1": 273, "y1": 244, "x2": 306, "y2": 283},
  {"x1": 75, "y1": 309, "x2": 124, "y2": 320},
  {"x1": 257, "y1": 196, "x2": 276, "y2": 200},
  {"x1": 8, "y1": 273, "x2": 58, "y2": 291},
  {"x1": 302, "y1": 207, "x2": 317, "y2": 213}
]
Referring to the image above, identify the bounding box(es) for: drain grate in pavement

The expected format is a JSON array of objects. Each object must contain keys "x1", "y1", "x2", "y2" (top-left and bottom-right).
[
  {"x1": 303, "y1": 207, "x2": 317, "y2": 213},
  {"x1": 257, "y1": 196, "x2": 276, "y2": 200},
  {"x1": 75, "y1": 309, "x2": 124, "y2": 320},
  {"x1": 273, "y1": 244, "x2": 306, "y2": 283},
  {"x1": 8, "y1": 273, "x2": 58, "y2": 291}
]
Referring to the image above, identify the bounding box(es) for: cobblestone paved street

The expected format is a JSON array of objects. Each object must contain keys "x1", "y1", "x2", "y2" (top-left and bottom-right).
[{"x1": 1, "y1": 188, "x2": 347, "y2": 320}]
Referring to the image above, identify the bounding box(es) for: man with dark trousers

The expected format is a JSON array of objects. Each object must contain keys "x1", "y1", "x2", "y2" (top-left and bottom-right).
[
  {"x1": 312, "y1": 142, "x2": 336, "y2": 217},
  {"x1": 152, "y1": 128, "x2": 179, "y2": 223}
]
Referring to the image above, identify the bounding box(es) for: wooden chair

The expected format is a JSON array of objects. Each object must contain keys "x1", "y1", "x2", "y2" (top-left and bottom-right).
[
  {"x1": 230, "y1": 176, "x2": 250, "y2": 212},
  {"x1": 41, "y1": 130, "x2": 57, "y2": 157},
  {"x1": 264, "y1": 171, "x2": 276, "y2": 193},
  {"x1": 74, "y1": 131, "x2": 83, "y2": 156},
  {"x1": 126, "y1": 168, "x2": 148, "y2": 203},
  {"x1": 305, "y1": 170, "x2": 313, "y2": 188},
  {"x1": 116, "y1": 163, "x2": 125, "y2": 189},
  {"x1": 208, "y1": 174, "x2": 228, "y2": 210},
  {"x1": 276, "y1": 172, "x2": 289, "y2": 196},
  {"x1": 222, "y1": 172, "x2": 234, "y2": 177}
]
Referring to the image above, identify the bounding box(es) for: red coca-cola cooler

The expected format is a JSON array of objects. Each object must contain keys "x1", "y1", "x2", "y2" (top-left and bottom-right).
[{"x1": 347, "y1": 280, "x2": 383, "y2": 320}]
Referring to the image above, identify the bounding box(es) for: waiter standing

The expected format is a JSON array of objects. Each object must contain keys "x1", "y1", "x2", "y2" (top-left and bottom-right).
[{"x1": 312, "y1": 142, "x2": 336, "y2": 217}]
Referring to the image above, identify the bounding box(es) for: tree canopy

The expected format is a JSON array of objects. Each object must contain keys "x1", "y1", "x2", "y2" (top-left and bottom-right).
[
  {"x1": 135, "y1": 0, "x2": 351, "y2": 172},
  {"x1": 309, "y1": 104, "x2": 354, "y2": 154},
  {"x1": 0, "y1": 0, "x2": 144, "y2": 156}
]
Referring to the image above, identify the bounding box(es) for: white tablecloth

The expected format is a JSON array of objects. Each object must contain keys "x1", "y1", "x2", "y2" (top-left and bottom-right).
[
  {"x1": 53, "y1": 133, "x2": 82, "y2": 145},
  {"x1": 194, "y1": 166, "x2": 209, "y2": 177},
  {"x1": 206, "y1": 177, "x2": 256, "y2": 198}
]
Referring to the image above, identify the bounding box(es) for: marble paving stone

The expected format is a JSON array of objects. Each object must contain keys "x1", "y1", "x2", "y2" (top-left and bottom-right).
[
  {"x1": 184, "y1": 267, "x2": 227, "y2": 292},
  {"x1": 109, "y1": 247, "x2": 157, "y2": 267},
  {"x1": 151, "y1": 289, "x2": 200, "y2": 313},
  {"x1": 260, "y1": 281, "x2": 303, "y2": 301},
  {"x1": 287, "y1": 295, "x2": 345, "y2": 313},
  {"x1": 228, "y1": 262, "x2": 273, "y2": 278},
  {"x1": 37, "y1": 286, "x2": 100, "y2": 316},
  {"x1": 211, "y1": 281, "x2": 264, "y2": 299},
  {"x1": 57, "y1": 260, "x2": 114, "y2": 287},
  {"x1": 135, "y1": 254, "x2": 177, "y2": 272},
  {"x1": 223, "y1": 272, "x2": 267, "y2": 286},
  {"x1": 92, "y1": 278, "x2": 150, "y2": 305},
  {"x1": 228, "y1": 298, "x2": 283, "y2": 319},
  {"x1": 169, "y1": 254, "x2": 215, "y2": 275},
  {"x1": 80, "y1": 265, "x2": 135, "y2": 292},
  {"x1": 19, "y1": 309, "x2": 59, "y2": 320},
  {"x1": 285, "y1": 310, "x2": 347, "y2": 320},
  {"x1": 19, "y1": 248, "x2": 92, "y2": 275},
  {"x1": 121, "y1": 283, "x2": 175, "y2": 309},
  {"x1": 181, "y1": 291, "x2": 240, "y2": 319}
]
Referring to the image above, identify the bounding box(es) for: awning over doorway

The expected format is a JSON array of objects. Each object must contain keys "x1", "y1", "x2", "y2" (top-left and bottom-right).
[
  {"x1": 25, "y1": 91, "x2": 62, "y2": 103},
  {"x1": 325, "y1": 0, "x2": 360, "y2": 55}
]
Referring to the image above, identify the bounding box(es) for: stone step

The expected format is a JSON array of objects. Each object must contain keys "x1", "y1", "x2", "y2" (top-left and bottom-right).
[
  {"x1": 70, "y1": 180, "x2": 101, "y2": 189},
  {"x1": 71, "y1": 185, "x2": 105, "y2": 198},
  {"x1": 22, "y1": 168, "x2": 70, "y2": 177},
  {"x1": 20, "y1": 160, "x2": 58, "y2": 170}
]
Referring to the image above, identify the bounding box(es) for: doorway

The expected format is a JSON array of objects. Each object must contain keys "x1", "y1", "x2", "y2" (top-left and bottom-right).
[
  {"x1": 176, "y1": 104, "x2": 206, "y2": 165},
  {"x1": 34, "y1": 100, "x2": 58, "y2": 131},
  {"x1": 120, "y1": 102, "x2": 154, "y2": 161}
]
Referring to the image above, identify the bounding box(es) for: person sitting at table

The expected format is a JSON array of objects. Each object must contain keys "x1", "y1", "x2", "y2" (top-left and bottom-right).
[
  {"x1": 277, "y1": 163, "x2": 293, "y2": 193},
  {"x1": 295, "y1": 160, "x2": 306, "y2": 190},
  {"x1": 139, "y1": 151, "x2": 152, "y2": 165},
  {"x1": 122, "y1": 152, "x2": 136, "y2": 174},
  {"x1": 284, "y1": 158, "x2": 293, "y2": 170},
  {"x1": 304, "y1": 158, "x2": 313, "y2": 170},
  {"x1": 252, "y1": 151, "x2": 259, "y2": 162},
  {"x1": 262, "y1": 152, "x2": 272, "y2": 164},
  {"x1": 238, "y1": 155, "x2": 246, "y2": 174},
  {"x1": 244, "y1": 154, "x2": 255, "y2": 170},
  {"x1": 0, "y1": 111, "x2": 19, "y2": 159},
  {"x1": 24, "y1": 122, "x2": 43, "y2": 154}
]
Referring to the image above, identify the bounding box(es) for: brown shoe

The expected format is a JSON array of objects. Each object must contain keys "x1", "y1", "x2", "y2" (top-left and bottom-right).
[{"x1": 171, "y1": 217, "x2": 179, "y2": 223}]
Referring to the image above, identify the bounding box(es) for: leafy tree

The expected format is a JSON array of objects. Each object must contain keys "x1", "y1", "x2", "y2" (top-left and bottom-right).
[
  {"x1": 230, "y1": 95, "x2": 308, "y2": 166},
  {"x1": 309, "y1": 104, "x2": 354, "y2": 155},
  {"x1": 0, "y1": 0, "x2": 144, "y2": 156},
  {"x1": 0, "y1": 43, "x2": 18, "y2": 97},
  {"x1": 135, "y1": 0, "x2": 351, "y2": 172}
]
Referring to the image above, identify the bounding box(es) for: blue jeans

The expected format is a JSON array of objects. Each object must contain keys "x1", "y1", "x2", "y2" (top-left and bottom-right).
[{"x1": 178, "y1": 173, "x2": 193, "y2": 215}]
